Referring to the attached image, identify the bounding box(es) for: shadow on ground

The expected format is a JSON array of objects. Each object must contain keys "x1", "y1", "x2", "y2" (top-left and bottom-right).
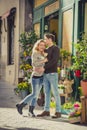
[{"x1": 0, "y1": 126, "x2": 43, "y2": 130}]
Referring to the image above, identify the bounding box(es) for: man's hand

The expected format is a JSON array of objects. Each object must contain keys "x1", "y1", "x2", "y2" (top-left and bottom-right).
[{"x1": 33, "y1": 67, "x2": 45, "y2": 73}]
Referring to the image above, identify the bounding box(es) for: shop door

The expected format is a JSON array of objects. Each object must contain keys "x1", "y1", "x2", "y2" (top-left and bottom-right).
[{"x1": 44, "y1": 12, "x2": 58, "y2": 44}]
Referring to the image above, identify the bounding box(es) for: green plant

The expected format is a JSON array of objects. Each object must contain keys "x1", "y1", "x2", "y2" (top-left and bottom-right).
[
  {"x1": 78, "y1": 86, "x2": 83, "y2": 97},
  {"x1": 17, "y1": 81, "x2": 29, "y2": 91},
  {"x1": 60, "y1": 49, "x2": 71, "y2": 68},
  {"x1": 19, "y1": 31, "x2": 38, "y2": 79},
  {"x1": 60, "y1": 49, "x2": 71, "y2": 61},
  {"x1": 71, "y1": 34, "x2": 87, "y2": 80},
  {"x1": 19, "y1": 31, "x2": 38, "y2": 50},
  {"x1": 69, "y1": 102, "x2": 81, "y2": 118}
]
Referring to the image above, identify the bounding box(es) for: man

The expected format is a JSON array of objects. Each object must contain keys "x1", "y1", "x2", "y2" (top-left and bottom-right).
[{"x1": 37, "y1": 33, "x2": 61, "y2": 118}]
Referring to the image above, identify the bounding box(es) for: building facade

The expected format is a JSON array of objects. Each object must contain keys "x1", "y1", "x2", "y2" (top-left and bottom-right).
[
  {"x1": 0, "y1": 0, "x2": 33, "y2": 84},
  {"x1": 0, "y1": 0, "x2": 87, "y2": 85},
  {"x1": 33, "y1": 0, "x2": 87, "y2": 52}
]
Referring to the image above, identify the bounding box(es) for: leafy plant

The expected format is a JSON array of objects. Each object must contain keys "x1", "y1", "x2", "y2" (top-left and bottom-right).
[
  {"x1": 19, "y1": 31, "x2": 38, "y2": 50},
  {"x1": 71, "y1": 34, "x2": 87, "y2": 80},
  {"x1": 69, "y1": 102, "x2": 82, "y2": 118},
  {"x1": 17, "y1": 81, "x2": 29, "y2": 91},
  {"x1": 60, "y1": 49, "x2": 71, "y2": 68},
  {"x1": 60, "y1": 49, "x2": 71, "y2": 61},
  {"x1": 19, "y1": 30, "x2": 38, "y2": 79}
]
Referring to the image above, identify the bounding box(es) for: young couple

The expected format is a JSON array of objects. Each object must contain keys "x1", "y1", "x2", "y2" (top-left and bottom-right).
[{"x1": 16, "y1": 33, "x2": 61, "y2": 118}]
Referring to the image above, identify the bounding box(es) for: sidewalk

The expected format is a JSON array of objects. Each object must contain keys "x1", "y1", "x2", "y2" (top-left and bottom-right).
[{"x1": 0, "y1": 79, "x2": 87, "y2": 130}]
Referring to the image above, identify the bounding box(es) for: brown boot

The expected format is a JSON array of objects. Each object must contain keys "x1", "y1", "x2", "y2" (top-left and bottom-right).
[
  {"x1": 37, "y1": 111, "x2": 50, "y2": 117},
  {"x1": 52, "y1": 112, "x2": 61, "y2": 118}
]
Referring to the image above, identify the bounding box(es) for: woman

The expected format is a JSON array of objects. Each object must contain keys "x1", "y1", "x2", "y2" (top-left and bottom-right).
[{"x1": 16, "y1": 39, "x2": 47, "y2": 117}]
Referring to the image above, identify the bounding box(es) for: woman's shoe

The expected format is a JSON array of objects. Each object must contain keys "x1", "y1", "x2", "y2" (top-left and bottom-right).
[
  {"x1": 16, "y1": 102, "x2": 27, "y2": 115},
  {"x1": 28, "y1": 106, "x2": 35, "y2": 117}
]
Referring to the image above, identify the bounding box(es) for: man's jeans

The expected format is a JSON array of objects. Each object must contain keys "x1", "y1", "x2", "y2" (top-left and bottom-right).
[
  {"x1": 43, "y1": 73, "x2": 61, "y2": 112},
  {"x1": 21, "y1": 76, "x2": 43, "y2": 107}
]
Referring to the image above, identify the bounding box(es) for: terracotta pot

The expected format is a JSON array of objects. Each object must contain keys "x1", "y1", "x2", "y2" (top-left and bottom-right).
[{"x1": 81, "y1": 80, "x2": 87, "y2": 97}]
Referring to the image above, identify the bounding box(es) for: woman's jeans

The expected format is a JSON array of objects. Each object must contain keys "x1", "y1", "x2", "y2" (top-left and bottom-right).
[
  {"x1": 43, "y1": 73, "x2": 61, "y2": 112},
  {"x1": 21, "y1": 76, "x2": 43, "y2": 107}
]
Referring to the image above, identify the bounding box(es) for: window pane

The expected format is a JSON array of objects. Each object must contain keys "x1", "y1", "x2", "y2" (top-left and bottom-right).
[
  {"x1": 34, "y1": 23, "x2": 40, "y2": 38},
  {"x1": 7, "y1": 17, "x2": 15, "y2": 65},
  {"x1": 62, "y1": 9, "x2": 73, "y2": 52}
]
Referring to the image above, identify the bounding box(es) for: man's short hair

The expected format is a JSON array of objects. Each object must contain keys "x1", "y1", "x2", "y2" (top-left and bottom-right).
[{"x1": 44, "y1": 33, "x2": 55, "y2": 42}]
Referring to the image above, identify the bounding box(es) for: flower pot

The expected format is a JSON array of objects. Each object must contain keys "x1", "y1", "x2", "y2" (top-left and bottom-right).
[
  {"x1": 81, "y1": 80, "x2": 87, "y2": 97},
  {"x1": 69, "y1": 116, "x2": 81, "y2": 123},
  {"x1": 20, "y1": 90, "x2": 29, "y2": 99}
]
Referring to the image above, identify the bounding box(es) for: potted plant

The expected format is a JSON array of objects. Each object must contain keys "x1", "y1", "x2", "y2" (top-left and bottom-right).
[
  {"x1": 71, "y1": 34, "x2": 87, "y2": 97},
  {"x1": 19, "y1": 30, "x2": 38, "y2": 82},
  {"x1": 60, "y1": 49, "x2": 71, "y2": 68},
  {"x1": 17, "y1": 81, "x2": 30, "y2": 99},
  {"x1": 68, "y1": 102, "x2": 82, "y2": 123}
]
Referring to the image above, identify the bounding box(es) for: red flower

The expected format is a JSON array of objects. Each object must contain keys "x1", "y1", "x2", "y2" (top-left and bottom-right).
[{"x1": 74, "y1": 70, "x2": 81, "y2": 77}]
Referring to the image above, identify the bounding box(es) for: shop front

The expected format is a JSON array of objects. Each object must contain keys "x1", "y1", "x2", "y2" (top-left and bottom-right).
[
  {"x1": 33, "y1": 0, "x2": 87, "y2": 59},
  {"x1": 33, "y1": 0, "x2": 87, "y2": 114}
]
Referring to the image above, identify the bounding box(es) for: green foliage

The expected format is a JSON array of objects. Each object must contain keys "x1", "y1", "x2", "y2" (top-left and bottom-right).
[
  {"x1": 78, "y1": 86, "x2": 83, "y2": 97},
  {"x1": 60, "y1": 49, "x2": 71, "y2": 61},
  {"x1": 50, "y1": 101, "x2": 56, "y2": 108},
  {"x1": 18, "y1": 31, "x2": 38, "y2": 94},
  {"x1": 62, "y1": 102, "x2": 73, "y2": 109},
  {"x1": 19, "y1": 30, "x2": 38, "y2": 78},
  {"x1": 17, "y1": 81, "x2": 29, "y2": 91},
  {"x1": 71, "y1": 34, "x2": 87, "y2": 80},
  {"x1": 19, "y1": 31, "x2": 38, "y2": 50}
]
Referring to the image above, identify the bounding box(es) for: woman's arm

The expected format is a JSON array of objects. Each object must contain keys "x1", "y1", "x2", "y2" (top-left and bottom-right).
[{"x1": 32, "y1": 53, "x2": 47, "y2": 67}]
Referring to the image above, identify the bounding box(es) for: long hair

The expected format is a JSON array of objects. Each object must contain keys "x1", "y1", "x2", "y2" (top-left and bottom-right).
[{"x1": 32, "y1": 39, "x2": 45, "y2": 54}]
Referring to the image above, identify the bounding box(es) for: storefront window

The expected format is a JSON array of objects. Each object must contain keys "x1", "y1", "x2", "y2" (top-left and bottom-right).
[
  {"x1": 34, "y1": 23, "x2": 40, "y2": 38},
  {"x1": 85, "y1": 3, "x2": 87, "y2": 34},
  {"x1": 34, "y1": 0, "x2": 47, "y2": 8},
  {"x1": 62, "y1": 9, "x2": 73, "y2": 52}
]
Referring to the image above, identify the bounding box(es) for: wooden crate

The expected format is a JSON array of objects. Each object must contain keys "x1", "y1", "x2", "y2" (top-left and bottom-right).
[
  {"x1": 80, "y1": 96, "x2": 87, "y2": 124},
  {"x1": 69, "y1": 116, "x2": 81, "y2": 124}
]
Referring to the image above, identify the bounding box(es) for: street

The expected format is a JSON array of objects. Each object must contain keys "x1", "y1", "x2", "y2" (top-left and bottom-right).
[{"x1": 0, "y1": 80, "x2": 87, "y2": 130}]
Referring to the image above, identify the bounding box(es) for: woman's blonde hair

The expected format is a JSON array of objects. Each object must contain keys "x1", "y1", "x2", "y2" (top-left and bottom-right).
[{"x1": 32, "y1": 39, "x2": 45, "y2": 53}]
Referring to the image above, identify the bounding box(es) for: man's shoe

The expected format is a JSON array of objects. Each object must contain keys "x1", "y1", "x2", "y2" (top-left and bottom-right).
[
  {"x1": 37, "y1": 111, "x2": 50, "y2": 117},
  {"x1": 52, "y1": 112, "x2": 61, "y2": 118}
]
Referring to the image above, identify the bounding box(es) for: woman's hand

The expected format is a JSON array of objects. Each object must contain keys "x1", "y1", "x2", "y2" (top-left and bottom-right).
[{"x1": 43, "y1": 58, "x2": 48, "y2": 63}]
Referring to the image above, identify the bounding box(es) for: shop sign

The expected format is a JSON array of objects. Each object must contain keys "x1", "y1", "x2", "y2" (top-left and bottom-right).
[{"x1": 45, "y1": 1, "x2": 59, "y2": 16}]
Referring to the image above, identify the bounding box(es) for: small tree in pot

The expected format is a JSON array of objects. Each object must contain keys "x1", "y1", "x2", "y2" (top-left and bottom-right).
[{"x1": 71, "y1": 34, "x2": 87, "y2": 97}]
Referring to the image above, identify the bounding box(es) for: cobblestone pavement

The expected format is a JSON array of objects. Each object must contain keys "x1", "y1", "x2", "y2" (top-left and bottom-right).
[{"x1": 0, "y1": 80, "x2": 87, "y2": 130}]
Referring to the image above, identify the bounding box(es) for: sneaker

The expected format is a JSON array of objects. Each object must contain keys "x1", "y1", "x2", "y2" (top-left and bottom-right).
[
  {"x1": 37, "y1": 111, "x2": 50, "y2": 117},
  {"x1": 52, "y1": 112, "x2": 61, "y2": 118}
]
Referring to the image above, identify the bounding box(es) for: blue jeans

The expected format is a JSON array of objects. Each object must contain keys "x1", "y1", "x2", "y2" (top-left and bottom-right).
[
  {"x1": 21, "y1": 76, "x2": 43, "y2": 107},
  {"x1": 43, "y1": 73, "x2": 61, "y2": 112}
]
